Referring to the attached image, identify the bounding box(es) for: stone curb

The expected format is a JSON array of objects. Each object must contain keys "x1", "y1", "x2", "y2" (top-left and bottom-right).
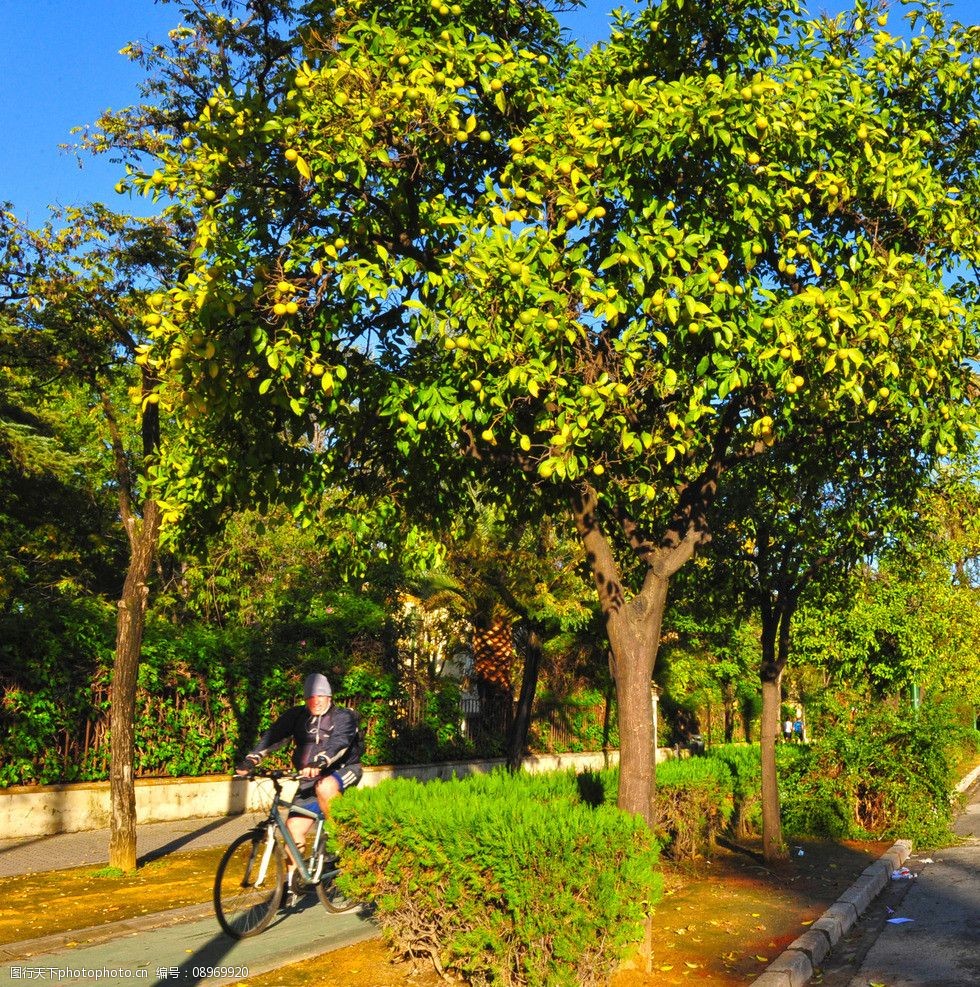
[
  {"x1": 955, "y1": 761, "x2": 980, "y2": 793},
  {"x1": 749, "y1": 839, "x2": 912, "y2": 987}
]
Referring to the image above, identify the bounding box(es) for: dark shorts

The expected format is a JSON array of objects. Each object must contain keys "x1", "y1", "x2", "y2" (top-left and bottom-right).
[{"x1": 288, "y1": 764, "x2": 363, "y2": 818}]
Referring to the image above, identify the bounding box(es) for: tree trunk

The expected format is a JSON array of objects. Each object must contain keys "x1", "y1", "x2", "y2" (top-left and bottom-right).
[
  {"x1": 571, "y1": 487, "x2": 683, "y2": 828},
  {"x1": 506, "y1": 625, "x2": 542, "y2": 772},
  {"x1": 759, "y1": 595, "x2": 795, "y2": 863},
  {"x1": 607, "y1": 585, "x2": 665, "y2": 825},
  {"x1": 472, "y1": 612, "x2": 514, "y2": 741},
  {"x1": 759, "y1": 670, "x2": 785, "y2": 862},
  {"x1": 722, "y1": 680, "x2": 735, "y2": 743},
  {"x1": 109, "y1": 499, "x2": 161, "y2": 871}
]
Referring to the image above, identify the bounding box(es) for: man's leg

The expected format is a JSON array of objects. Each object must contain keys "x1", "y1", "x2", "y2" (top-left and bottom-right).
[
  {"x1": 286, "y1": 814, "x2": 315, "y2": 862},
  {"x1": 314, "y1": 774, "x2": 342, "y2": 816}
]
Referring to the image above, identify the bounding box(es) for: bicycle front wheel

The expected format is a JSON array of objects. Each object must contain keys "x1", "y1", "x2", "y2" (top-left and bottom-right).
[
  {"x1": 316, "y1": 869, "x2": 359, "y2": 914},
  {"x1": 214, "y1": 832, "x2": 285, "y2": 938}
]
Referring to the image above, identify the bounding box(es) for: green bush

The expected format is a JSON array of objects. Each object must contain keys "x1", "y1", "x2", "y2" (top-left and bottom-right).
[
  {"x1": 706, "y1": 743, "x2": 762, "y2": 838},
  {"x1": 653, "y1": 757, "x2": 732, "y2": 857},
  {"x1": 779, "y1": 699, "x2": 961, "y2": 847},
  {"x1": 0, "y1": 596, "x2": 115, "y2": 785},
  {"x1": 333, "y1": 769, "x2": 661, "y2": 986}
]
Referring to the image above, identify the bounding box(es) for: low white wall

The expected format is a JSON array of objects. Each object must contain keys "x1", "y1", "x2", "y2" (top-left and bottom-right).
[{"x1": 0, "y1": 749, "x2": 651, "y2": 839}]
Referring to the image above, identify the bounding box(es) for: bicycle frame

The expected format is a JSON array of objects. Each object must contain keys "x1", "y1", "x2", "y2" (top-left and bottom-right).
[{"x1": 248, "y1": 772, "x2": 339, "y2": 888}]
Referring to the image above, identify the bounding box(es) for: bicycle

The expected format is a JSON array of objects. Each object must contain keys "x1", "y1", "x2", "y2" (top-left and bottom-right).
[{"x1": 214, "y1": 768, "x2": 357, "y2": 938}]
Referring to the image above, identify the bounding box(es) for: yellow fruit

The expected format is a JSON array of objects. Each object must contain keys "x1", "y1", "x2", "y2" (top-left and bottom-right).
[{"x1": 285, "y1": 148, "x2": 299, "y2": 162}]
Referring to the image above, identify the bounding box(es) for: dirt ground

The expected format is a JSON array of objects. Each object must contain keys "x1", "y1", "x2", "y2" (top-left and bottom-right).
[
  {"x1": 612, "y1": 836, "x2": 891, "y2": 985},
  {"x1": 1, "y1": 836, "x2": 890, "y2": 986}
]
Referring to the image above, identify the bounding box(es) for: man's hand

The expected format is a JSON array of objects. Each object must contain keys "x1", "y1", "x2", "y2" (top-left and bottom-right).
[
  {"x1": 299, "y1": 765, "x2": 321, "y2": 778},
  {"x1": 235, "y1": 754, "x2": 261, "y2": 776}
]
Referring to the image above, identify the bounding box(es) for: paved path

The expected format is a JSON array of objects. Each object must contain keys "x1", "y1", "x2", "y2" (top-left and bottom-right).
[
  {"x1": 815, "y1": 773, "x2": 980, "y2": 987},
  {"x1": 839, "y1": 779, "x2": 980, "y2": 986},
  {"x1": 0, "y1": 814, "x2": 380, "y2": 986},
  {"x1": 0, "y1": 896, "x2": 376, "y2": 986},
  {"x1": 0, "y1": 814, "x2": 258, "y2": 879}
]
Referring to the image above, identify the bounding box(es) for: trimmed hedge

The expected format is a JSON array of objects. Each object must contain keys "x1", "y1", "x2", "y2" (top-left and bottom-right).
[
  {"x1": 332, "y1": 769, "x2": 662, "y2": 986},
  {"x1": 653, "y1": 757, "x2": 732, "y2": 857},
  {"x1": 778, "y1": 701, "x2": 964, "y2": 847}
]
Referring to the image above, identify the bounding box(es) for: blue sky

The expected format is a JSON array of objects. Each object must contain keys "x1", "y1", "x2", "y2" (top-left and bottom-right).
[{"x1": 1, "y1": 1, "x2": 977, "y2": 225}]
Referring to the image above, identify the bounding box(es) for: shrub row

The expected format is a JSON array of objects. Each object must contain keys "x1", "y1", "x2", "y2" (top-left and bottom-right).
[
  {"x1": 332, "y1": 769, "x2": 662, "y2": 987},
  {"x1": 0, "y1": 600, "x2": 610, "y2": 785},
  {"x1": 778, "y1": 700, "x2": 970, "y2": 848},
  {"x1": 704, "y1": 701, "x2": 973, "y2": 850}
]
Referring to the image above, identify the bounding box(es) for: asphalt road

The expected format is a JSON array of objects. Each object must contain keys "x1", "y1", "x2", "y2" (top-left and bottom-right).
[{"x1": 819, "y1": 778, "x2": 980, "y2": 987}]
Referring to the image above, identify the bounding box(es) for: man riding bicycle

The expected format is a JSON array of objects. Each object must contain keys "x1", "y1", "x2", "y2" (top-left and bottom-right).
[{"x1": 235, "y1": 672, "x2": 362, "y2": 888}]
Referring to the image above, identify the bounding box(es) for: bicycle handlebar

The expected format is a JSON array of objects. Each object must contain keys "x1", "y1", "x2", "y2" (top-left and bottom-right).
[{"x1": 233, "y1": 768, "x2": 304, "y2": 782}]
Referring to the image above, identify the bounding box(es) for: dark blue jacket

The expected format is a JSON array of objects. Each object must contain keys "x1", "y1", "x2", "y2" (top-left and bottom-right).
[{"x1": 248, "y1": 704, "x2": 361, "y2": 785}]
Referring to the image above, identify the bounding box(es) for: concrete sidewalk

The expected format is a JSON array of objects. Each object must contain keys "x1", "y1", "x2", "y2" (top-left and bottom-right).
[
  {"x1": 830, "y1": 775, "x2": 980, "y2": 986},
  {"x1": 0, "y1": 813, "x2": 261, "y2": 880},
  {"x1": 0, "y1": 898, "x2": 376, "y2": 987},
  {"x1": 0, "y1": 813, "x2": 378, "y2": 987},
  {"x1": 754, "y1": 763, "x2": 980, "y2": 987}
]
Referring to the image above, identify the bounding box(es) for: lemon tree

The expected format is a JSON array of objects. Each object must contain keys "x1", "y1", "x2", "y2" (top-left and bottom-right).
[{"x1": 123, "y1": 0, "x2": 980, "y2": 824}]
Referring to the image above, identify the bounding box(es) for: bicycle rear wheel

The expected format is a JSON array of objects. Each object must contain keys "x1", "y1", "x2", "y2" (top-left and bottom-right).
[
  {"x1": 315, "y1": 868, "x2": 359, "y2": 914},
  {"x1": 214, "y1": 831, "x2": 285, "y2": 938}
]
